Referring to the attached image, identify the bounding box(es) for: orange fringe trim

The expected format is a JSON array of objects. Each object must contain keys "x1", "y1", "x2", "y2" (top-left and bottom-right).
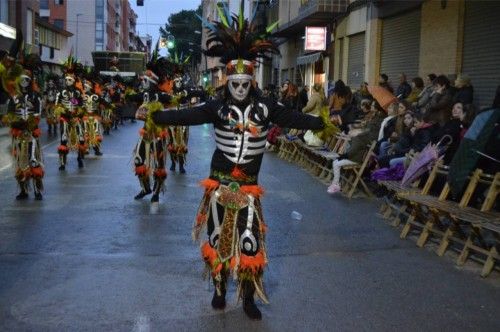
[
  {"x1": 240, "y1": 185, "x2": 264, "y2": 198},
  {"x1": 154, "y1": 168, "x2": 167, "y2": 178},
  {"x1": 260, "y1": 221, "x2": 268, "y2": 234},
  {"x1": 135, "y1": 165, "x2": 149, "y2": 176},
  {"x1": 32, "y1": 128, "x2": 41, "y2": 138},
  {"x1": 199, "y1": 178, "x2": 219, "y2": 192},
  {"x1": 58, "y1": 145, "x2": 69, "y2": 153},
  {"x1": 158, "y1": 80, "x2": 173, "y2": 93},
  {"x1": 16, "y1": 169, "x2": 31, "y2": 180},
  {"x1": 201, "y1": 242, "x2": 220, "y2": 275},
  {"x1": 238, "y1": 251, "x2": 266, "y2": 275},
  {"x1": 78, "y1": 144, "x2": 88, "y2": 153},
  {"x1": 30, "y1": 166, "x2": 44, "y2": 178}
]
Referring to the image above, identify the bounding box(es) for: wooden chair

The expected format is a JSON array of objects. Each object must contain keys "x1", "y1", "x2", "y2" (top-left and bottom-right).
[{"x1": 340, "y1": 141, "x2": 376, "y2": 199}]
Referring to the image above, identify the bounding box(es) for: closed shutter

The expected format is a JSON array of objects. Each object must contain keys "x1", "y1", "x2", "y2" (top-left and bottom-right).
[
  {"x1": 338, "y1": 38, "x2": 344, "y2": 80},
  {"x1": 462, "y1": 1, "x2": 500, "y2": 108},
  {"x1": 380, "y1": 9, "x2": 421, "y2": 85},
  {"x1": 347, "y1": 32, "x2": 365, "y2": 87}
]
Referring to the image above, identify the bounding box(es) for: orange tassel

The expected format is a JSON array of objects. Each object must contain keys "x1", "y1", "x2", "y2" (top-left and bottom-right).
[
  {"x1": 32, "y1": 128, "x2": 41, "y2": 138},
  {"x1": 30, "y1": 166, "x2": 44, "y2": 178},
  {"x1": 75, "y1": 80, "x2": 84, "y2": 93},
  {"x1": 239, "y1": 251, "x2": 266, "y2": 275},
  {"x1": 159, "y1": 130, "x2": 168, "y2": 139},
  {"x1": 240, "y1": 185, "x2": 264, "y2": 198},
  {"x1": 96, "y1": 135, "x2": 103, "y2": 142},
  {"x1": 158, "y1": 80, "x2": 173, "y2": 93},
  {"x1": 199, "y1": 178, "x2": 219, "y2": 191},
  {"x1": 78, "y1": 144, "x2": 88, "y2": 153},
  {"x1": 135, "y1": 165, "x2": 149, "y2": 176},
  {"x1": 139, "y1": 128, "x2": 145, "y2": 136},
  {"x1": 10, "y1": 128, "x2": 22, "y2": 137},
  {"x1": 231, "y1": 165, "x2": 247, "y2": 180},
  {"x1": 248, "y1": 126, "x2": 259, "y2": 137},
  {"x1": 259, "y1": 221, "x2": 268, "y2": 234},
  {"x1": 57, "y1": 145, "x2": 69, "y2": 153},
  {"x1": 154, "y1": 168, "x2": 167, "y2": 178}
]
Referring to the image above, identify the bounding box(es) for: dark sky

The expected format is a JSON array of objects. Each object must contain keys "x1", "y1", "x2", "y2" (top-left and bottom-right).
[{"x1": 130, "y1": 0, "x2": 201, "y2": 56}]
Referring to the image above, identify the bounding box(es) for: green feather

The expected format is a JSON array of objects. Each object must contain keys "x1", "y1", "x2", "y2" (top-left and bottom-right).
[
  {"x1": 216, "y1": 5, "x2": 229, "y2": 28},
  {"x1": 266, "y1": 20, "x2": 279, "y2": 34},
  {"x1": 238, "y1": 3, "x2": 244, "y2": 31}
]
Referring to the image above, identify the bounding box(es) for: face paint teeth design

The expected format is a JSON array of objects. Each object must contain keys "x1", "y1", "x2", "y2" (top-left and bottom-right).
[{"x1": 228, "y1": 78, "x2": 251, "y2": 102}]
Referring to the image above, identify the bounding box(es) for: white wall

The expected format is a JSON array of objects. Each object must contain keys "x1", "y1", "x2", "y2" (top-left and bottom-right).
[{"x1": 66, "y1": 0, "x2": 96, "y2": 66}]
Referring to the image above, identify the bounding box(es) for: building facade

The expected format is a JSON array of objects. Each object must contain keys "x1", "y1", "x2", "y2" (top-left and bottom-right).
[{"x1": 0, "y1": 0, "x2": 17, "y2": 52}]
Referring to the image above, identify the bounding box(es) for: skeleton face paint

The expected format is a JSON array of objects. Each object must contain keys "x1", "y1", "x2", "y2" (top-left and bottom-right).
[
  {"x1": 47, "y1": 80, "x2": 55, "y2": 88},
  {"x1": 140, "y1": 77, "x2": 150, "y2": 90},
  {"x1": 228, "y1": 78, "x2": 251, "y2": 102},
  {"x1": 84, "y1": 80, "x2": 92, "y2": 93},
  {"x1": 174, "y1": 77, "x2": 183, "y2": 89},
  {"x1": 20, "y1": 75, "x2": 31, "y2": 88},
  {"x1": 65, "y1": 76, "x2": 75, "y2": 87}
]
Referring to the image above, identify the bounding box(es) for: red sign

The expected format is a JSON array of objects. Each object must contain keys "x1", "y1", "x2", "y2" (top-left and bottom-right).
[{"x1": 305, "y1": 26, "x2": 327, "y2": 51}]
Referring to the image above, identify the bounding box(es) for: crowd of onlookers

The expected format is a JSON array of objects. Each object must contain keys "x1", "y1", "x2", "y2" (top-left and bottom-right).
[{"x1": 264, "y1": 72, "x2": 500, "y2": 196}]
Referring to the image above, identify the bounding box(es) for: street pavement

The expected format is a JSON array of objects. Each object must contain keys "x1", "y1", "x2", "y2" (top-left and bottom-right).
[{"x1": 0, "y1": 120, "x2": 498, "y2": 331}]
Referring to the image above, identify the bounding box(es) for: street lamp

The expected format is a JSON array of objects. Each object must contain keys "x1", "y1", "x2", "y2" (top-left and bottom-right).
[{"x1": 76, "y1": 13, "x2": 82, "y2": 59}]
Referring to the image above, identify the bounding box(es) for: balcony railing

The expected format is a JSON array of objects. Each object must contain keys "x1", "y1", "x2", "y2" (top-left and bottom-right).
[{"x1": 298, "y1": 0, "x2": 349, "y2": 16}]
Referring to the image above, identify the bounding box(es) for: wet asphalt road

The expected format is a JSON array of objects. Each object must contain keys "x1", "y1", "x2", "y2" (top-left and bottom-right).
[{"x1": 0, "y1": 121, "x2": 498, "y2": 331}]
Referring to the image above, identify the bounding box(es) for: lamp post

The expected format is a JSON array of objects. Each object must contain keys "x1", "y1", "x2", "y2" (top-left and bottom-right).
[{"x1": 76, "y1": 13, "x2": 82, "y2": 59}]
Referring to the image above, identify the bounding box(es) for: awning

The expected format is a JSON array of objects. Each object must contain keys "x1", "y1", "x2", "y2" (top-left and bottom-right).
[
  {"x1": 296, "y1": 52, "x2": 323, "y2": 65},
  {"x1": 0, "y1": 23, "x2": 16, "y2": 39}
]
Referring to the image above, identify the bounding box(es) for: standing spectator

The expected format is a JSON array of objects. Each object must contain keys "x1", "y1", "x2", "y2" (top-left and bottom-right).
[
  {"x1": 298, "y1": 85, "x2": 309, "y2": 111},
  {"x1": 301, "y1": 83, "x2": 325, "y2": 116},
  {"x1": 396, "y1": 73, "x2": 412, "y2": 100},
  {"x1": 280, "y1": 82, "x2": 299, "y2": 112},
  {"x1": 328, "y1": 80, "x2": 352, "y2": 125},
  {"x1": 406, "y1": 77, "x2": 424, "y2": 103},
  {"x1": 379, "y1": 73, "x2": 394, "y2": 94},
  {"x1": 425, "y1": 75, "x2": 454, "y2": 126},
  {"x1": 415, "y1": 73, "x2": 436, "y2": 112},
  {"x1": 453, "y1": 74, "x2": 474, "y2": 105}
]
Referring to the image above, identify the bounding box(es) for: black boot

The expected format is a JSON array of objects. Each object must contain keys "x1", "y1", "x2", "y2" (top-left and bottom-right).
[
  {"x1": 179, "y1": 160, "x2": 186, "y2": 174},
  {"x1": 211, "y1": 276, "x2": 227, "y2": 310},
  {"x1": 134, "y1": 189, "x2": 152, "y2": 200},
  {"x1": 150, "y1": 193, "x2": 159, "y2": 203},
  {"x1": 170, "y1": 162, "x2": 176, "y2": 171},
  {"x1": 94, "y1": 147, "x2": 103, "y2": 156},
  {"x1": 34, "y1": 192, "x2": 43, "y2": 200},
  {"x1": 242, "y1": 281, "x2": 262, "y2": 320},
  {"x1": 77, "y1": 156, "x2": 84, "y2": 168},
  {"x1": 16, "y1": 191, "x2": 28, "y2": 200}
]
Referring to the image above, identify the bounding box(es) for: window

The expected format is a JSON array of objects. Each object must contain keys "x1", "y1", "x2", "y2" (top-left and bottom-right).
[
  {"x1": 26, "y1": 9, "x2": 33, "y2": 44},
  {"x1": 54, "y1": 19, "x2": 64, "y2": 29},
  {"x1": 40, "y1": 0, "x2": 49, "y2": 9},
  {"x1": 55, "y1": 0, "x2": 64, "y2": 5},
  {"x1": 50, "y1": 47, "x2": 54, "y2": 59},
  {"x1": 0, "y1": 0, "x2": 8, "y2": 25}
]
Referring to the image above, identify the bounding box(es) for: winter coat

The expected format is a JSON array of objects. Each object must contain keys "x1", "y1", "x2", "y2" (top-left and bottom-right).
[
  {"x1": 425, "y1": 88, "x2": 454, "y2": 126},
  {"x1": 416, "y1": 85, "x2": 434, "y2": 110},
  {"x1": 411, "y1": 123, "x2": 434, "y2": 152},
  {"x1": 396, "y1": 82, "x2": 412, "y2": 100},
  {"x1": 405, "y1": 87, "x2": 422, "y2": 104},
  {"x1": 453, "y1": 85, "x2": 474, "y2": 105},
  {"x1": 301, "y1": 92, "x2": 324, "y2": 116},
  {"x1": 347, "y1": 112, "x2": 385, "y2": 163}
]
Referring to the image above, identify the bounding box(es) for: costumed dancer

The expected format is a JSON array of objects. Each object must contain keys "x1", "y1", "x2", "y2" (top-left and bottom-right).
[
  {"x1": 136, "y1": 5, "x2": 336, "y2": 320},
  {"x1": 54, "y1": 56, "x2": 86, "y2": 170},
  {"x1": 1, "y1": 33, "x2": 45, "y2": 200},
  {"x1": 43, "y1": 72, "x2": 60, "y2": 135},
  {"x1": 128, "y1": 52, "x2": 172, "y2": 203},
  {"x1": 100, "y1": 77, "x2": 115, "y2": 135},
  {"x1": 81, "y1": 70, "x2": 103, "y2": 156}
]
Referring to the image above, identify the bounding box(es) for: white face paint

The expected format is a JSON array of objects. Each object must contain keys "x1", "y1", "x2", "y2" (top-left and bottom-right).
[
  {"x1": 174, "y1": 77, "x2": 183, "y2": 89},
  {"x1": 84, "y1": 81, "x2": 92, "y2": 93},
  {"x1": 65, "y1": 76, "x2": 75, "y2": 87},
  {"x1": 20, "y1": 75, "x2": 31, "y2": 88},
  {"x1": 47, "y1": 80, "x2": 55, "y2": 88},
  {"x1": 228, "y1": 78, "x2": 251, "y2": 102}
]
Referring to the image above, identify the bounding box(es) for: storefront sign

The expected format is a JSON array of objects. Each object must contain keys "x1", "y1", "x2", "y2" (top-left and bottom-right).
[
  {"x1": 304, "y1": 26, "x2": 326, "y2": 51},
  {"x1": 0, "y1": 23, "x2": 16, "y2": 40}
]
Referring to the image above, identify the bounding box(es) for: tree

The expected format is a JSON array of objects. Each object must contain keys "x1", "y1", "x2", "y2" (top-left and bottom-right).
[{"x1": 159, "y1": 5, "x2": 203, "y2": 66}]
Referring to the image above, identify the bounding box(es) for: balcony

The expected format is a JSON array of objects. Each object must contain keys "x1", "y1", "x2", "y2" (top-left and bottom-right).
[{"x1": 272, "y1": 0, "x2": 349, "y2": 37}]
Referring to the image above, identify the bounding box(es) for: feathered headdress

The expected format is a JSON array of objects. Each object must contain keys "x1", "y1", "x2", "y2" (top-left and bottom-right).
[
  {"x1": 198, "y1": 1, "x2": 279, "y2": 80},
  {"x1": 61, "y1": 54, "x2": 83, "y2": 77}
]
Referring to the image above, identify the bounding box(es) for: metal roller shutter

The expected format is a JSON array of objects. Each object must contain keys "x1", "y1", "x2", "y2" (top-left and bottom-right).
[
  {"x1": 380, "y1": 9, "x2": 421, "y2": 85},
  {"x1": 347, "y1": 32, "x2": 365, "y2": 87},
  {"x1": 462, "y1": 1, "x2": 500, "y2": 108}
]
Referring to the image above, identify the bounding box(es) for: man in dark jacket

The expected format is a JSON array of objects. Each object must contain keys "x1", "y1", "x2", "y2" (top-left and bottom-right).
[
  {"x1": 396, "y1": 73, "x2": 412, "y2": 100},
  {"x1": 425, "y1": 75, "x2": 454, "y2": 126}
]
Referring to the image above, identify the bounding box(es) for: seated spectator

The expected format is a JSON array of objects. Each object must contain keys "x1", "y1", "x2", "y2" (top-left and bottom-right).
[
  {"x1": 387, "y1": 112, "x2": 434, "y2": 168},
  {"x1": 328, "y1": 80, "x2": 352, "y2": 125},
  {"x1": 396, "y1": 73, "x2": 412, "y2": 100},
  {"x1": 301, "y1": 83, "x2": 325, "y2": 116},
  {"x1": 352, "y1": 82, "x2": 373, "y2": 107},
  {"x1": 327, "y1": 102, "x2": 386, "y2": 194},
  {"x1": 378, "y1": 112, "x2": 415, "y2": 168},
  {"x1": 379, "y1": 73, "x2": 394, "y2": 94},
  {"x1": 280, "y1": 81, "x2": 299, "y2": 112},
  {"x1": 415, "y1": 73, "x2": 436, "y2": 112},
  {"x1": 453, "y1": 74, "x2": 474, "y2": 105},
  {"x1": 375, "y1": 101, "x2": 398, "y2": 154},
  {"x1": 406, "y1": 77, "x2": 424, "y2": 104},
  {"x1": 424, "y1": 75, "x2": 454, "y2": 127},
  {"x1": 378, "y1": 100, "x2": 412, "y2": 157}
]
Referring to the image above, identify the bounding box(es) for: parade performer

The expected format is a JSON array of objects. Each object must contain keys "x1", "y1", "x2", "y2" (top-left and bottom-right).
[
  {"x1": 42, "y1": 73, "x2": 59, "y2": 135},
  {"x1": 55, "y1": 56, "x2": 86, "y2": 170},
  {"x1": 100, "y1": 77, "x2": 115, "y2": 135},
  {"x1": 136, "y1": 5, "x2": 335, "y2": 320},
  {"x1": 81, "y1": 71, "x2": 104, "y2": 156},
  {"x1": 128, "y1": 53, "x2": 172, "y2": 203},
  {"x1": 1, "y1": 35, "x2": 45, "y2": 200}
]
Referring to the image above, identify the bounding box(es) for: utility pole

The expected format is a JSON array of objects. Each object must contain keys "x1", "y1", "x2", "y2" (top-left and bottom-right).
[{"x1": 76, "y1": 13, "x2": 82, "y2": 59}]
